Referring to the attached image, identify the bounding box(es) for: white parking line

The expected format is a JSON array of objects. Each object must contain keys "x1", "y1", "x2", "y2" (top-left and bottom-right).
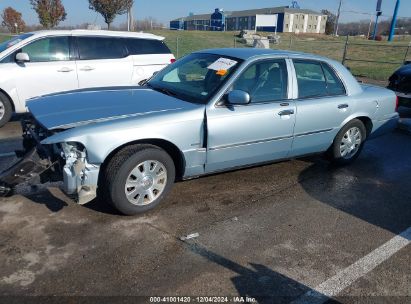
[
  {"x1": 292, "y1": 227, "x2": 411, "y2": 304},
  {"x1": 0, "y1": 152, "x2": 15, "y2": 158}
]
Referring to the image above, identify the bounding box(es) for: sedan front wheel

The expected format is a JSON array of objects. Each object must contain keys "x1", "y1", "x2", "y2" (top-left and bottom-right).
[{"x1": 103, "y1": 145, "x2": 175, "y2": 215}]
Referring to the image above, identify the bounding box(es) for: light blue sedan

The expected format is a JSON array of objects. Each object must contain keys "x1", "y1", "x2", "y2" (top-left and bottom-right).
[{"x1": 0, "y1": 49, "x2": 399, "y2": 215}]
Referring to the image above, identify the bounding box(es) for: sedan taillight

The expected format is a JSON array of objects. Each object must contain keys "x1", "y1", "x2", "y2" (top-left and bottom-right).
[{"x1": 170, "y1": 58, "x2": 176, "y2": 63}]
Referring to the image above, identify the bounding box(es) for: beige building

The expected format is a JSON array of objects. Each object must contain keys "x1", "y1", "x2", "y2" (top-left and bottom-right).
[{"x1": 283, "y1": 11, "x2": 327, "y2": 34}]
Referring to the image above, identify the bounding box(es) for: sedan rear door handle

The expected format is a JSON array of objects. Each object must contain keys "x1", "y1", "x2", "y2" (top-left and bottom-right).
[
  {"x1": 80, "y1": 66, "x2": 95, "y2": 71},
  {"x1": 338, "y1": 104, "x2": 349, "y2": 109},
  {"x1": 57, "y1": 67, "x2": 74, "y2": 73},
  {"x1": 278, "y1": 109, "x2": 295, "y2": 116}
]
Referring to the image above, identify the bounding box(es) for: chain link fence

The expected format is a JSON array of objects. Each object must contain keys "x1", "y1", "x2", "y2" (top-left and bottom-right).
[{"x1": 164, "y1": 34, "x2": 411, "y2": 81}]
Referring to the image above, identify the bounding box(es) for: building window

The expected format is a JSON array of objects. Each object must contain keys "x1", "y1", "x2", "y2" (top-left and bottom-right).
[{"x1": 286, "y1": 24, "x2": 288, "y2": 28}]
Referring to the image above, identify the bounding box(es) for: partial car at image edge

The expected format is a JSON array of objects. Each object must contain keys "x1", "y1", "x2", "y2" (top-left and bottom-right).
[
  {"x1": 0, "y1": 29, "x2": 175, "y2": 127},
  {"x1": 388, "y1": 61, "x2": 411, "y2": 107}
]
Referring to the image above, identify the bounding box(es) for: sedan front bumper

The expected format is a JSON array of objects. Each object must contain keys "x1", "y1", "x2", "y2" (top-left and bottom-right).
[{"x1": 0, "y1": 148, "x2": 55, "y2": 196}]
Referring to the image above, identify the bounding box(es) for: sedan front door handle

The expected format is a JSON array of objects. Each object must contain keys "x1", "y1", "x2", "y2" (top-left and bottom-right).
[
  {"x1": 278, "y1": 109, "x2": 295, "y2": 116},
  {"x1": 338, "y1": 104, "x2": 349, "y2": 109}
]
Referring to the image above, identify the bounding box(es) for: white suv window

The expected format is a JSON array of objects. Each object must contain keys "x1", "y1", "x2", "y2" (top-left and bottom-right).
[
  {"x1": 125, "y1": 38, "x2": 171, "y2": 55},
  {"x1": 77, "y1": 37, "x2": 127, "y2": 60},
  {"x1": 21, "y1": 37, "x2": 70, "y2": 62}
]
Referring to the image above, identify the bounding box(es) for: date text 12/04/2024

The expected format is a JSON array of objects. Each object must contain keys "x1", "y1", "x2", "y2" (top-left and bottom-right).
[{"x1": 149, "y1": 296, "x2": 257, "y2": 303}]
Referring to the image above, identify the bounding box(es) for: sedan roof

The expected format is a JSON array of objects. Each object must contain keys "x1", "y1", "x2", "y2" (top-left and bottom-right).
[{"x1": 195, "y1": 48, "x2": 325, "y2": 61}]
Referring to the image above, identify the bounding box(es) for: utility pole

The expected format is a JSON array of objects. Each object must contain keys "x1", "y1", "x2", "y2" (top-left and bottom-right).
[
  {"x1": 372, "y1": 0, "x2": 383, "y2": 40},
  {"x1": 127, "y1": 3, "x2": 134, "y2": 31},
  {"x1": 127, "y1": 10, "x2": 130, "y2": 31},
  {"x1": 334, "y1": 0, "x2": 343, "y2": 36},
  {"x1": 388, "y1": 0, "x2": 400, "y2": 41},
  {"x1": 367, "y1": 15, "x2": 373, "y2": 39}
]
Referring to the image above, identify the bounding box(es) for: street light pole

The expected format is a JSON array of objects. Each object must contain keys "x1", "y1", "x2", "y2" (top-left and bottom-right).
[{"x1": 388, "y1": 0, "x2": 400, "y2": 41}]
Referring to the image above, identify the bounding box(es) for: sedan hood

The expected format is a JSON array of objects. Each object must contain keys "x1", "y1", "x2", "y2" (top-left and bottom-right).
[{"x1": 27, "y1": 87, "x2": 195, "y2": 130}]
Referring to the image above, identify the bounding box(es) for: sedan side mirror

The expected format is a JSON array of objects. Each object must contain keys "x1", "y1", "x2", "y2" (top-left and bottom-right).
[
  {"x1": 16, "y1": 52, "x2": 30, "y2": 63},
  {"x1": 227, "y1": 90, "x2": 251, "y2": 105}
]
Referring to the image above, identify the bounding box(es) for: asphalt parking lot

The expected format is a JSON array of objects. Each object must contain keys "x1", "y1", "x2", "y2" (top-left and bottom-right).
[{"x1": 0, "y1": 115, "x2": 410, "y2": 303}]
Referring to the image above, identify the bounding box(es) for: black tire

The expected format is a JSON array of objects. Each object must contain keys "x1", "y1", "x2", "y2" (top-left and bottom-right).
[
  {"x1": 102, "y1": 144, "x2": 175, "y2": 215},
  {"x1": 0, "y1": 92, "x2": 13, "y2": 128},
  {"x1": 328, "y1": 119, "x2": 367, "y2": 165}
]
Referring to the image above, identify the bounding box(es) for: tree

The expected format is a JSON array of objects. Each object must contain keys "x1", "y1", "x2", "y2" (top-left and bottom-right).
[
  {"x1": 88, "y1": 0, "x2": 133, "y2": 30},
  {"x1": 321, "y1": 9, "x2": 337, "y2": 35},
  {"x1": 30, "y1": 0, "x2": 67, "y2": 29},
  {"x1": 1, "y1": 7, "x2": 25, "y2": 33}
]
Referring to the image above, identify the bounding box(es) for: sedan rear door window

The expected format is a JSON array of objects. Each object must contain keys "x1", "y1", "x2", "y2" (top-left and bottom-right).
[
  {"x1": 77, "y1": 37, "x2": 127, "y2": 60},
  {"x1": 294, "y1": 61, "x2": 327, "y2": 99},
  {"x1": 294, "y1": 60, "x2": 346, "y2": 99}
]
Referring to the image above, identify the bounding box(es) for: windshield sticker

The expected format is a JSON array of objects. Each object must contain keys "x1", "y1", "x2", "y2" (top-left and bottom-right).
[
  {"x1": 216, "y1": 70, "x2": 228, "y2": 76},
  {"x1": 208, "y1": 58, "x2": 238, "y2": 71}
]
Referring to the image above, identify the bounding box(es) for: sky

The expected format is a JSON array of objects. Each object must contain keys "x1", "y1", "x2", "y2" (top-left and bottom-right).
[{"x1": 0, "y1": 0, "x2": 409, "y2": 28}]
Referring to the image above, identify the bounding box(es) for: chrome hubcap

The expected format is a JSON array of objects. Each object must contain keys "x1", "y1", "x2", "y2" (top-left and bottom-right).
[
  {"x1": 0, "y1": 100, "x2": 5, "y2": 120},
  {"x1": 125, "y1": 160, "x2": 167, "y2": 206},
  {"x1": 340, "y1": 127, "x2": 362, "y2": 159}
]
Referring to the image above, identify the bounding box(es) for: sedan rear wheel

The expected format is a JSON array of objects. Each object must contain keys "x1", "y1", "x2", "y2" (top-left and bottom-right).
[
  {"x1": 339, "y1": 126, "x2": 362, "y2": 160},
  {"x1": 329, "y1": 119, "x2": 366, "y2": 165}
]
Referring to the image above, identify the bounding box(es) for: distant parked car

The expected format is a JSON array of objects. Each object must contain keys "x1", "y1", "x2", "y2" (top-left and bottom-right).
[
  {"x1": 388, "y1": 61, "x2": 411, "y2": 107},
  {"x1": 0, "y1": 30, "x2": 175, "y2": 126},
  {"x1": 0, "y1": 49, "x2": 399, "y2": 215}
]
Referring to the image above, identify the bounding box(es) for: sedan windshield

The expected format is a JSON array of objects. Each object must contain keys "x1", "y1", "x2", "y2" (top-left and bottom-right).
[
  {"x1": 0, "y1": 33, "x2": 33, "y2": 53},
  {"x1": 148, "y1": 53, "x2": 243, "y2": 104}
]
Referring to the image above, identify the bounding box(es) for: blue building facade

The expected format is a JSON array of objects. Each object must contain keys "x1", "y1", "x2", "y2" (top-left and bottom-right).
[
  {"x1": 170, "y1": 6, "x2": 327, "y2": 34},
  {"x1": 210, "y1": 9, "x2": 225, "y2": 31},
  {"x1": 170, "y1": 19, "x2": 184, "y2": 30}
]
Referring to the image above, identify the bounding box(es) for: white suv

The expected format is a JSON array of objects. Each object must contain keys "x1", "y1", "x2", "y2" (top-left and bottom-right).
[{"x1": 0, "y1": 30, "x2": 175, "y2": 126}]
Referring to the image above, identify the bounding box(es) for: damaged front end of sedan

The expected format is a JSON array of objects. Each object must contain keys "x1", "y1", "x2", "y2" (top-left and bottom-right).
[{"x1": 0, "y1": 117, "x2": 99, "y2": 205}]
